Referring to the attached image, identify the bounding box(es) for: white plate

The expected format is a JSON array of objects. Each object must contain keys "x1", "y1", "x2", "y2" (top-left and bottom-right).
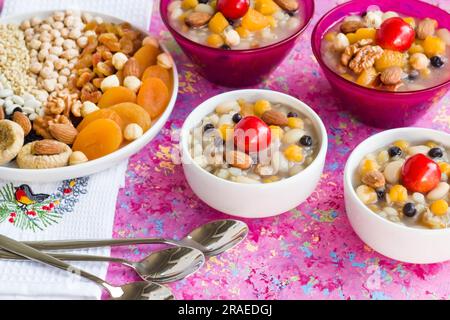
[{"x1": 0, "y1": 11, "x2": 178, "y2": 182}]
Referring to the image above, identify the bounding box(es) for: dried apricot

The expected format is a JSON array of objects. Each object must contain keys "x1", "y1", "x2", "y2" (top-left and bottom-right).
[
  {"x1": 109, "y1": 102, "x2": 152, "y2": 132},
  {"x1": 98, "y1": 86, "x2": 137, "y2": 108},
  {"x1": 142, "y1": 65, "x2": 172, "y2": 90},
  {"x1": 137, "y1": 77, "x2": 170, "y2": 119},
  {"x1": 77, "y1": 108, "x2": 125, "y2": 132},
  {"x1": 133, "y1": 45, "x2": 161, "y2": 74},
  {"x1": 73, "y1": 119, "x2": 123, "y2": 160}
]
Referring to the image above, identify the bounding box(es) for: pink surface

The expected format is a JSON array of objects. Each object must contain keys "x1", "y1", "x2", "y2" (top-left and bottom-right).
[
  {"x1": 2, "y1": 0, "x2": 446, "y2": 300},
  {"x1": 105, "y1": 0, "x2": 450, "y2": 300}
]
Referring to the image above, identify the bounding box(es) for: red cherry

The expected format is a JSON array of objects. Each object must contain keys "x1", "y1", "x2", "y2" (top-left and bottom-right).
[
  {"x1": 401, "y1": 154, "x2": 441, "y2": 193},
  {"x1": 376, "y1": 17, "x2": 415, "y2": 52},
  {"x1": 217, "y1": 0, "x2": 250, "y2": 20},
  {"x1": 234, "y1": 116, "x2": 271, "y2": 153}
]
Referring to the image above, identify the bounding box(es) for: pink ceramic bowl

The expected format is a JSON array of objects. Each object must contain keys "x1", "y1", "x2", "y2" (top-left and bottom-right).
[
  {"x1": 160, "y1": 0, "x2": 314, "y2": 87},
  {"x1": 311, "y1": 0, "x2": 450, "y2": 129}
]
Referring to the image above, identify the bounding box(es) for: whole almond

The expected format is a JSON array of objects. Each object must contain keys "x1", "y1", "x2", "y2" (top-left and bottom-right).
[
  {"x1": 33, "y1": 139, "x2": 64, "y2": 155},
  {"x1": 123, "y1": 57, "x2": 141, "y2": 78},
  {"x1": 0, "y1": 106, "x2": 4, "y2": 120},
  {"x1": 417, "y1": 18, "x2": 437, "y2": 40},
  {"x1": 185, "y1": 12, "x2": 212, "y2": 28},
  {"x1": 226, "y1": 150, "x2": 252, "y2": 170},
  {"x1": 361, "y1": 170, "x2": 386, "y2": 189},
  {"x1": 12, "y1": 111, "x2": 31, "y2": 135},
  {"x1": 261, "y1": 110, "x2": 288, "y2": 126},
  {"x1": 340, "y1": 20, "x2": 366, "y2": 34},
  {"x1": 49, "y1": 123, "x2": 78, "y2": 145},
  {"x1": 274, "y1": 0, "x2": 299, "y2": 12}
]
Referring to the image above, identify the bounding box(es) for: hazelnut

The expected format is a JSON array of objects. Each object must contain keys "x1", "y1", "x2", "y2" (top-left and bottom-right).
[
  {"x1": 124, "y1": 123, "x2": 143, "y2": 141},
  {"x1": 157, "y1": 53, "x2": 174, "y2": 69},
  {"x1": 380, "y1": 66, "x2": 403, "y2": 85},
  {"x1": 81, "y1": 101, "x2": 99, "y2": 117},
  {"x1": 100, "y1": 75, "x2": 120, "y2": 92},
  {"x1": 409, "y1": 53, "x2": 429, "y2": 70},
  {"x1": 123, "y1": 76, "x2": 141, "y2": 93},
  {"x1": 69, "y1": 151, "x2": 89, "y2": 166},
  {"x1": 112, "y1": 52, "x2": 128, "y2": 70}
]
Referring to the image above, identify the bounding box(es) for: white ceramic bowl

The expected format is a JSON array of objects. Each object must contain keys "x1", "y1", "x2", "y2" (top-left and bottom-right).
[
  {"x1": 180, "y1": 89, "x2": 328, "y2": 218},
  {"x1": 0, "y1": 11, "x2": 178, "y2": 182},
  {"x1": 344, "y1": 127, "x2": 450, "y2": 264}
]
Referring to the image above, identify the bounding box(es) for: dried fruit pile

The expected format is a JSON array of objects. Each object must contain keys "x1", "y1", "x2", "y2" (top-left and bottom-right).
[
  {"x1": 189, "y1": 98, "x2": 318, "y2": 183},
  {"x1": 168, "y1": 0, "x2": 302, "y2": 49},
  {"x1": 355, "y1": 140, "x2": 450, "y2": 229},
  {"x1": 321, "y1": 6, "x2": 450, "y2": 91},
  {"x1": 0, "y1": 11, "x2": 174, "y2": 169}
]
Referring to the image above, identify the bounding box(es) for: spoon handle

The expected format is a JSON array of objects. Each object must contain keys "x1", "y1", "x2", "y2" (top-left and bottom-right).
[
  {"x1": 21, "y1": 238, "x2": 181, "y2": 250},
  {"x1": 0, "y1": 234, "x2": 112, "y2": 290},
  {"x1": 0, "y1": 250, "x2": 128, "y2": 264}
]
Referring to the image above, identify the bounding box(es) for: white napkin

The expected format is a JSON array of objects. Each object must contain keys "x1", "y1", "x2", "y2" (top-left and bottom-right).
[
  {"x1": 0, "y1": 162, "x2": 127, "y2": 300},
  {"x1": 0, "y1": 0, "x2": 154, "y2": 300}
]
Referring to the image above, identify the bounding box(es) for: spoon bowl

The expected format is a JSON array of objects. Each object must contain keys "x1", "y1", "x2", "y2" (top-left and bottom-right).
[
  {"x1": 0, "y1": 246, "x2": 205, "y2": 283},
  {"x1": 108, "y1": 281, "x2": 174, "y2": 300},
  {"x1": 131, "y1": 247, "x2": 205, "y2": 283},
  {"x1": 184, "y1": 220, "x2": 249, "y2": 256}
]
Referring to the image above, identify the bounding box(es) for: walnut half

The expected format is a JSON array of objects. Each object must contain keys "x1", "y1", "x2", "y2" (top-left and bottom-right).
[{"x1": 341, "y1": 39, "x2": 384, "y2": 74}]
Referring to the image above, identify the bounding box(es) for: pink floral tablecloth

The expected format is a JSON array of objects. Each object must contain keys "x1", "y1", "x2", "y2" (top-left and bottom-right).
[{"x1": 14, "y1": 0, "x2": 441, "y2": 300}]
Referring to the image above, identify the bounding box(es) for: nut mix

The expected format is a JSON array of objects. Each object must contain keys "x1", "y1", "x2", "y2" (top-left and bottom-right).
[
  {"x1": 168, "y1": 0, "x2": 303, "y2": 49},
  {"x1": 189, "y1": 98, "x2": 318, "y2": 183},
  {"x1": 321, "y1": 6, "x2": 450, "y2": 91},
  {"x1": 0, "y1": 11, "x2": 174, "y2": 170},
  {"x1": 355, "y1": 140, "x2": 450, "y2": 229}
]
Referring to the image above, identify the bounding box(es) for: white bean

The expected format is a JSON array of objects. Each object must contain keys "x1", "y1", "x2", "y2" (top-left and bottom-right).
[
  {"x1": 215, "y1": 101, "x2": 240, "y2": 114},
  {"x1": 383, "y1": 160, "x2": 405, "y2": 184},
  {"x1": 427, "y1": 182, "x2": 449, "y2": 201},
  {"x1": 412, "y1": 192, "x2": 426, "y2": 204},
  {"x1": 356, "y1": 185, "x2": 378, "y2": 205},
  {"x1": 282, "y1": 129, "x2": 305, "y2": 145},
  {"x1": 407, "y1": 145, "x2": 430, "y2": 156},
  {"x1": 234, "y1": 176, "x2": 260, "y2": 184}
]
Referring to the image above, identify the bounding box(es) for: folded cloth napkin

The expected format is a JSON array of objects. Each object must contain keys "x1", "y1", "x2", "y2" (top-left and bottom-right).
[{"x1": 0, "y1": 0, "x2": 154, "y2": 300}]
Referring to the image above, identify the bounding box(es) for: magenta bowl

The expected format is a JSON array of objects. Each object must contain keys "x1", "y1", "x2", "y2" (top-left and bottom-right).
[
  {"x1": 160, "y1": 0, "x2": 314, "y2": 87},
  {"x1": 311, "y1": 0, "x2": 450, "y2": 129}
]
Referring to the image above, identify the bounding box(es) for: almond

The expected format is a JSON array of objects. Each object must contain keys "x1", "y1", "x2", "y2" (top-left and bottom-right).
[
  {"x1": 122, "y1": 57, "x2": 141, "y2": 78},
  {"x1": 226, "y1": 150, "x2": 252, "y2": 170},
  {"x1": 261, "y1": 110, "x2": 288, "y2": 126},
  {"x1": 33, "y1": 139, "x2": 65, "y2": 155},
  {"x1": 361, "y1": 170, "x2": 386, "y2": 189},
  {"x1": 340, "y1": 20, "x2": 366, "y2": 34},
  {"x1": 274, "y1": 0, "x2": 299, "y2": 12},
  {"x1": 0, "y1": 106, "x2": 4, "y2": 120},
  {"x1": 12, "y1": 111, "x2": 31, "y2": 135},
  {"x1": 49, "y1": 123, "x2": 78, "y2": 145},
  {"x1": 185, "y1": 12, "x2": 212, "y2": 28}
]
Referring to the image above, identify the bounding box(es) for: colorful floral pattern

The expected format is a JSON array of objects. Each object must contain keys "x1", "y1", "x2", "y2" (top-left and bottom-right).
[
  {"x1": 106, "y1": 0, "x2": 450, "y2": 300},
  {"x1": 0, "y1": 178, "x2": 89, "y2": 231}
]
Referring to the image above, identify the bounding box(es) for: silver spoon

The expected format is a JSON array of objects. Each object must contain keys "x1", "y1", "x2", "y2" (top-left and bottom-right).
[
  {"x1": 19, "y1": 219, "x2": 249, "y2": 256},
  {"x1": 0, "y1": 246, "x2": 205, "y2": 283},
  {"x1": 0, "y1": 234, "x2": 174, "y2": 300}
]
